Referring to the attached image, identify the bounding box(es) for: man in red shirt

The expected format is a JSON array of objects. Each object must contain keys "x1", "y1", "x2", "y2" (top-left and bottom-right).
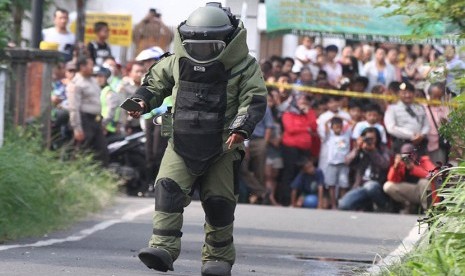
[{"x1": 383, "y1": 143, "x2": 436, "y2": 211}]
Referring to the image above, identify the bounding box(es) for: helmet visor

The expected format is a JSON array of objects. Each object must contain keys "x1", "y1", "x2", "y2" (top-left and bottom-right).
[{"x1": 182, "y1": 40, "x2": 226, "y2": 63}]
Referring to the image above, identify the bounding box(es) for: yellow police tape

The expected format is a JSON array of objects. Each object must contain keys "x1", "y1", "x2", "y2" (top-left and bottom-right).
[{"x1": 265, "y1": 82, "x2": 460, "y2": 107}]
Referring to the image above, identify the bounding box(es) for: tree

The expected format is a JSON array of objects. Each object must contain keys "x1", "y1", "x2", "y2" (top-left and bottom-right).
[
  {"x1": 0, "y1": 0, "x2": 31, "y2": 52},
  {"x1": 11, "y1": 0, "x2": 30, "y2": 47},
  {"x1": 0, "y1": 0, "x2": 11, "y2": 56},
  {"x1": 0, "y1": 0, "x2": 54, "y2": 53},
  {"x1": 379, "y1": 0, "x2": 465, "y2": 37}
]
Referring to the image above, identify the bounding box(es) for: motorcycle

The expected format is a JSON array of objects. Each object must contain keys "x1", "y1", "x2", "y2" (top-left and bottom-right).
[{"x1": 107, "y1": 132, "x2": 151, "y2": 196}]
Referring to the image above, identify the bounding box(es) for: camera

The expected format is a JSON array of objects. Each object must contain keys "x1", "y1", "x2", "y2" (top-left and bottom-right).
[{"x1": 401, "y1": 153, "x2": 412, "y2": 162}]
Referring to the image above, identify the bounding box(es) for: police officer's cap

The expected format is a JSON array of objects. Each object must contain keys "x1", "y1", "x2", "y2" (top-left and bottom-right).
[{"x1": 93, "y1": 66, "x2": 111, "y2": 78}]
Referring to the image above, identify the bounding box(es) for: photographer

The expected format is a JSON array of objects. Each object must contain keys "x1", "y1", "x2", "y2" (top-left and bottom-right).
[
  {"x1": 383, "y1": 143, "x2": 436, "y2": 213},
  {"x1": 338, "y1": 127, "x2": 391, "y2": 211}
]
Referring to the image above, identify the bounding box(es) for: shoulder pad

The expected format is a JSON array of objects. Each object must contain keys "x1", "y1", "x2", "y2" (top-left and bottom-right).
[
  {"x1": 229, "y1": 55, "x2": 257, "y2": 80},
  {"x1": 160, "y1": 52, "x2": 173, "y2": 60}
]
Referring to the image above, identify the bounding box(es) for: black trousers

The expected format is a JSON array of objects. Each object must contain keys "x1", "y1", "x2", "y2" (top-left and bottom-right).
[
  {"x1": 79, "y1": 113, "x2": 109, "y2": 166},
  {"x1": 277, "y1": 145, "x2": 311, "y2": 206}
]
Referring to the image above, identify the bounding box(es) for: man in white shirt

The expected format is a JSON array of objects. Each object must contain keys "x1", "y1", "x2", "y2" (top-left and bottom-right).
[
  {"x1": 384, "y1": 82, "x2": 429, "y2": 155},
  {"x1": 322, "y1": 45, "x2": 343, "y2": 88},
  {"x1": 292, "y1": 36, "x2": 317, "y2": 73},
  {"x1": 42, "y1": 8, "x2": 75, "y2": 54}
]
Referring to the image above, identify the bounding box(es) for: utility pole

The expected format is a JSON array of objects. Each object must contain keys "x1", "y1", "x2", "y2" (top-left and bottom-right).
[
  {"x1": 76, "y1": 0, "x2": 87, "y2": 58},
  {"x1": 31, "y1": 0, "x2": 44, "y2": 48}
]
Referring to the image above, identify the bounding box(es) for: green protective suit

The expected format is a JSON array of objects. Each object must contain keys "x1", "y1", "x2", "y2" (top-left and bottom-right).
[{"x1": 133, "y1": 21, "x2": 267, "y2": 266}]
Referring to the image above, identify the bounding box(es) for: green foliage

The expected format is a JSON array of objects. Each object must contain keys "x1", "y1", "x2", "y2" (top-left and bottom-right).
[
  {"x1": 0, "y1": 127, "x2": 118, "y2": 242},
  {"x1": 440, "y1": 99, "x2": 465, "y2": 160},
  {"x1": 0, "y1": 0, "x2": 53, "y2": 50},
  {"x1": 0, "y1": 0, "x2": 11, "y2": 55},
  {"x1": 381, "y1": 167, "x2": 465, "y2": 275},
  {"x1": 378, "y1": 0, "x2": 465, "y2": 37}
]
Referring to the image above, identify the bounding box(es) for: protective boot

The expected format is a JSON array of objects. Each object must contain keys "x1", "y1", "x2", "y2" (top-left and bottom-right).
[
  {"x1": 138, "y1": 247, "x2": 174, "y2": 272},
  {"x1": 201, "y1": 260, "x2": 232, "y2": 276}
]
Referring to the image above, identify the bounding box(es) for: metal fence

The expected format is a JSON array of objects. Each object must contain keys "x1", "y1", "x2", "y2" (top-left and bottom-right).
[{"x1": 2, "y1": 49, "x2": 61, "y2": 149}]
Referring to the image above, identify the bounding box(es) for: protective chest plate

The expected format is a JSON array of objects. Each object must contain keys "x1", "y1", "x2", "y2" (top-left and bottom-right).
[{"x1": 173, "y1": 58, "x2": 229, "y2": 175}]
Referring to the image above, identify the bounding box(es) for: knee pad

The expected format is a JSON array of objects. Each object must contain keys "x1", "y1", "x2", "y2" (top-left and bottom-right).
[
  {"x1": 154, "y1": 178, "x2": 186, "y2": 213},
  {"x1": 202, "y1": 196, "x2": 236, "y2": 227}
]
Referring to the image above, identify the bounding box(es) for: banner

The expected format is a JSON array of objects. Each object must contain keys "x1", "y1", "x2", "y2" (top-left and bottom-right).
[
  {"x1": 71, "y1": 12, "x2": 132, "y2": 47},
  {"x1": 266, "y1": 0, "x2": 464, "y2": 45}
]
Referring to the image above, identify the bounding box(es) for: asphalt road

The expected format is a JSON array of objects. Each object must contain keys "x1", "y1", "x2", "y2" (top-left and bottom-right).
[{"x1": 0, "y1": 196, "x2": 420, "y2": 276}]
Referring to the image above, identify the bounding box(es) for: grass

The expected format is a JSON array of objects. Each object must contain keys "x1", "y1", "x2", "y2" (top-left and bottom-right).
[
  {"x1": 380, "y1": 165, "x2": 465, "y2": 276},
  {"x1": 0, "y1": 126, "x2": 118, "y2": 242}
]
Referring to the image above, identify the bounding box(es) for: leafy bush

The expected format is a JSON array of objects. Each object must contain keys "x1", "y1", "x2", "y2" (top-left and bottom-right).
[
  {"x1": 441, "y1": 97, "x2": 465, "y2": 161},
  {"x1": 0, "y1": 127, "x2": 118, "y2": 242}
]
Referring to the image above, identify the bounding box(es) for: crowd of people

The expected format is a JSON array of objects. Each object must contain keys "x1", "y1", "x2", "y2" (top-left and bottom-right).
[
  {"x1": 44, "y1": 7, "x2": 458, "y2": 214},
  {"x1": 246, "y1": 36, "x2": 458, "y2": 213},
  {"x1": 47, "y1": 7, "x2": 172, "y2": 183}
]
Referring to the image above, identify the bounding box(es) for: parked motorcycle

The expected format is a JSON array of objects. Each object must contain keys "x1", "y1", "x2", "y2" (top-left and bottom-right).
[{"x1": 107, "y1": 132, "x2": 150, "y2": 196}]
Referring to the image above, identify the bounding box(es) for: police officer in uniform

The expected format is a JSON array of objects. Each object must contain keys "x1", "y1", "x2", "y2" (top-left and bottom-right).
[
  {"x1": 94, "y1": 66, "x2": 122, "y2": 137},
  {"x1": 66, "y1": 57, "x2": 109, "y2": 166},
  {"x1": 128, "y1": 3, "x2": 267, "y2": 275}
]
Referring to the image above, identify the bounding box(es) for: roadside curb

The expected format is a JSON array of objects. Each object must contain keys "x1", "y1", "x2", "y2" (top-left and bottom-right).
[{"x1": 365, "y1": 222, "x2": 428, "y2": 275}]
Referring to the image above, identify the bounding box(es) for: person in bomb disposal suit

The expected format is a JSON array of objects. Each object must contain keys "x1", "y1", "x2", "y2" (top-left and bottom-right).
[{"x1": 127, "y1": 3, "x2": 267, "y2": 275}]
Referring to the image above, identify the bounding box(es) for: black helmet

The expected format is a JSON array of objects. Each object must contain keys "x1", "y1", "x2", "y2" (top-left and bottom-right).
[
  {"x1": 178, "y1": 2, "x2": 238, "y2": 42},
  {"x1": 178, "y1": 2, "x2": 238, "y2": 63}
]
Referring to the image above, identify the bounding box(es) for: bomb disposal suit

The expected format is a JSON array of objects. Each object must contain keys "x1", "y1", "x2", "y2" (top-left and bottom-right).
[{"x1": 132, "y1": 3, "x2": 267, "y2": 275}]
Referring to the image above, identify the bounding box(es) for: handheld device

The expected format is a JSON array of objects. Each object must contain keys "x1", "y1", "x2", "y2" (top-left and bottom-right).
[{"x1": 120, "y1": 98, "x2": 143, "y2": 112}]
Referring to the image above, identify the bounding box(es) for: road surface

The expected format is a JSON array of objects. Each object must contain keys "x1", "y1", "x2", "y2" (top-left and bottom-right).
[{"x1": 0, "y1": 196, "x2": 420, "y2": 275}]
